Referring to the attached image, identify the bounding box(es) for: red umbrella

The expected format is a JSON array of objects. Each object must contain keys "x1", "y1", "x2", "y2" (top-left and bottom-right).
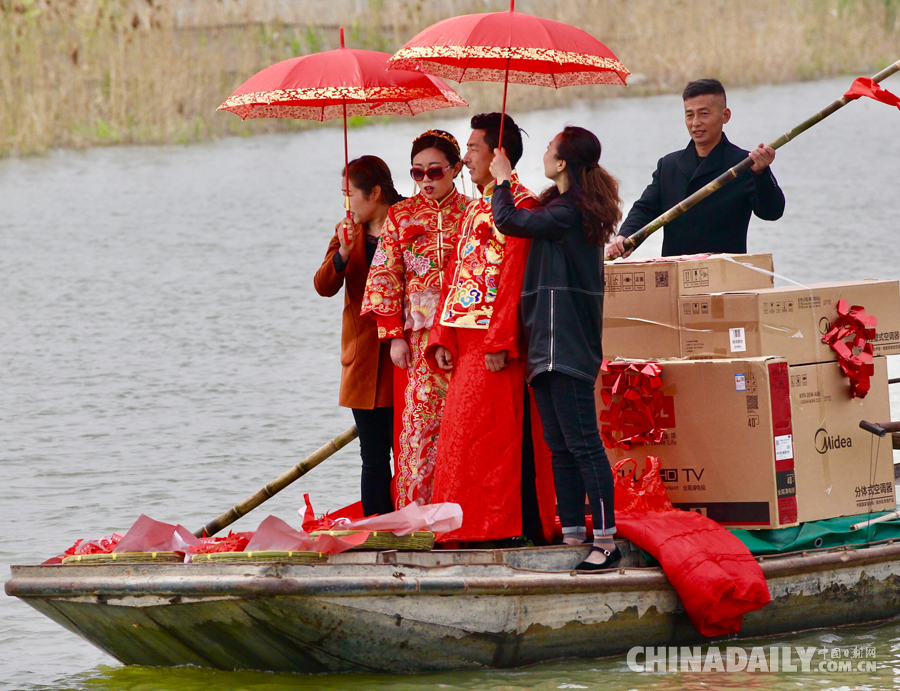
[
  {"x1": 219, "y1": 29, "x2": 468, "y2": 232},
  {"x1": 388, "y1": 0, "x2": 629, "y2": 142}
]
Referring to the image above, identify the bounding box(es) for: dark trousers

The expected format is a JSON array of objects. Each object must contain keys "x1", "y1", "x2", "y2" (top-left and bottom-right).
[
  {"x1": 519, "y1": 387, "x2": 547, "y2": 545},
  {"x1": 531, "y1": 372, "x2": 616, "y2": 535},
  {"x1": 351, "y1": 407, "x2": 394, "y2": 516}
]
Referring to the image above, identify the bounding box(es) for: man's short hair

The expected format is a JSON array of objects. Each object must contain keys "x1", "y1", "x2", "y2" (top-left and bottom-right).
[
  {"x1": 682, "y1": 78, "x2": 727, "y2": 106},
  {"x1": 470, "y1": 112, "x2": 524, "y2": 167}
]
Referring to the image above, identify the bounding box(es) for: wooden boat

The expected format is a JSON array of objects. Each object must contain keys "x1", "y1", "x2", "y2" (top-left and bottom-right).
[{"x1": 7, "y1": 537, "x2": 900, "y2": 673}]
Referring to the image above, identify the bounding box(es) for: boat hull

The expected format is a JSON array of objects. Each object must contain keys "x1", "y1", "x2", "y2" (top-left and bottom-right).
[{"x1": 7, "y1": 542, "x2": 900, "y2": 673}]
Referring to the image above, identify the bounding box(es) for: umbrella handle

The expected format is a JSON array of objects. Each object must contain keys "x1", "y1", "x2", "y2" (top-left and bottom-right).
[
  {"x1": 341, "y1": 72, "x2": 352, "y2": 245},
  {"x1": 498, "y1": 56, "x2": 510, "y2": 164},
  {"x1": 343, "y1": 197, "x2": 352, "y2": 245}
]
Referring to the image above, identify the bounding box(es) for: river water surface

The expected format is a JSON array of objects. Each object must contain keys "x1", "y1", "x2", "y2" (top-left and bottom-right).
[{"x1": 2, "y1": 76, "x2": 900, "y2": 690}]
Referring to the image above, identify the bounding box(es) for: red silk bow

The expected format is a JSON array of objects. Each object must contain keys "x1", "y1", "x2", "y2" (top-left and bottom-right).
[
  {"x1": 821, "y1": 299, "x2": 876, "y2": 399},
  {"x1": 598, "y1": 360, "x2": 666, "y2": 449}
]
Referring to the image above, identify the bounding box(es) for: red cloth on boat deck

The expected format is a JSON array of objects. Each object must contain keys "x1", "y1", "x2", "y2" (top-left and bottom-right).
[
  {"x1": 616, "y1": 510, "x2": 771, "y2": 637},
  {"x1": 190, "y1": 531, "x2": 254, "y2": 554},
  {"x1": 300, "y1": 494, "x2": 464, "y2": 535},
  {"x1": 66, "y1": 534, "x2": 123, "y2": 556},
  {"x1": 245, "y1": 515, "x2": 369, "y2": 553},
  {"x1": 113, "y1": 514, "x2": 201, "y2": 554},
  {"x1": 301, "y1": 497, "x2": 365, "y2": 532},
  {"x1": 43, "y1": 533, "x2": 125, "y2": 564}
]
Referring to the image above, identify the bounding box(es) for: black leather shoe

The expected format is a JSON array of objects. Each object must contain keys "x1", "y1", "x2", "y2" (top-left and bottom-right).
[{"x1": 575, "y1": 545, "x2": 622, "y2": 572}]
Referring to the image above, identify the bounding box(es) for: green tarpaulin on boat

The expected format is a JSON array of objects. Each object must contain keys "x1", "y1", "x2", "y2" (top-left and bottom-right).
[{"x1": 730, "y1": 511, "x2": 900, "y2": 555}]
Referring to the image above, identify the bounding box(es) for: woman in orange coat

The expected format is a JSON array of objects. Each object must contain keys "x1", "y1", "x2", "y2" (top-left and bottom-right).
[{"x1": 314, "y1": 156, "x2": 403, "y2": 516}]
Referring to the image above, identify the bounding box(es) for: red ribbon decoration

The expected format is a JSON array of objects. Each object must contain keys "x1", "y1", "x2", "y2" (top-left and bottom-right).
[
  {"x1": 189, "y1": 531, "x2": 254, "y2": 555},
  {"x1": 598, "y1": 359, "x2": 665, "y2": 449},
  {"x1": 612, "y1": 456, "x2": 675, "y2": 513},
  {"x1": 63, "y1": 534, "x2": 123, "y2": 556},
  {"x1": 302, "y1": 494, "x2": 366, "y2": 531},
  {"x1": 821, "y1": 298, "x2": 876, "y2": 399},
  {"x1": 844, "y1": 77, "x2": 900, "y2": 112}
]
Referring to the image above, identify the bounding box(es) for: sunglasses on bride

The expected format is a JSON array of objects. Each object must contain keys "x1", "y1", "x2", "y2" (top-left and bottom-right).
[{"x1": 410, "y1": 165, "x2": 453, "y2": 182}]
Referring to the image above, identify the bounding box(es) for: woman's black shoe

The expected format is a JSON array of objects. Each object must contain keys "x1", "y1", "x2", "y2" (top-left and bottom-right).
[{"x1": 575, "y1": 545, "x2": 622, "y2": 572}]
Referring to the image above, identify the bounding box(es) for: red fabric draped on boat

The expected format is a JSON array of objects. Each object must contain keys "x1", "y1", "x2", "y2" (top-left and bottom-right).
[
  {"x1": 554, "y1": 504, "x2": 771, "y2": 636},
  {"x1": 616, "y1": 509, "x2": 771, "y2": 637},
  {"x1": 571, "y1": 454, "x2": 771, "y2": 636}
]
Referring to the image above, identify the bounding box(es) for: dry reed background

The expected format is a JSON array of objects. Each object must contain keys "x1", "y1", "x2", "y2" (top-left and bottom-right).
[{"x1": 1, "y1": 0, "x2": 898, "y2": 155}]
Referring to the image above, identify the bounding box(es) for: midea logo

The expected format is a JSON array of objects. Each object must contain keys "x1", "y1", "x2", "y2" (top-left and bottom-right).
[{"x1": 815, "y1": 427, "x2": 852, "y2": 454}]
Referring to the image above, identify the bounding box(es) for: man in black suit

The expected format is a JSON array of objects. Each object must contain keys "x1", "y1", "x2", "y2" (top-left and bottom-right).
[{"x1": 607, "y1": 78, "x2": 785, "y2": 258}]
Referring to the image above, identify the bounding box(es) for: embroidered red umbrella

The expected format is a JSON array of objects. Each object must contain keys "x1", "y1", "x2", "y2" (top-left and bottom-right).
[
  {"x1": 218, "y1": 29, "x2": 468, "y2": 236},
  {"x1": 388, "y1": 0, "x2": 629, "y2": 142}
]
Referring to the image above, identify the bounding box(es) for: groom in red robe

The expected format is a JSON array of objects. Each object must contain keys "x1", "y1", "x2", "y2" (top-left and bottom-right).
[{"x1": 427, "y1": 112, "x2": 556, "y2": 545}]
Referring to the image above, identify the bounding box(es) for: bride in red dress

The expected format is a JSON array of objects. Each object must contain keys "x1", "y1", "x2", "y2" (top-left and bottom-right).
[{"x1": 361, "y1": 130, "x2": 469, "y2": 507}]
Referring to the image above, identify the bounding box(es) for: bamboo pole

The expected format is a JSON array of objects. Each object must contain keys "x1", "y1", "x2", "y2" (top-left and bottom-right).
[
  {"x1": 194, "y1": 426, "x2": 359, "y2": 538},
  {"x1": 611, "y1": 59, "x2": 900, "y2": 257},
  {"x1": 850, "y1": 510, "x2": 900, "y2": 531}
]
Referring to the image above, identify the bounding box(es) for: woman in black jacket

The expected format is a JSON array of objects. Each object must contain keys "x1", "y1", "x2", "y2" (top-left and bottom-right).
[{"x1": 489, "y1": 126, "x2": 622, "y2": 571}]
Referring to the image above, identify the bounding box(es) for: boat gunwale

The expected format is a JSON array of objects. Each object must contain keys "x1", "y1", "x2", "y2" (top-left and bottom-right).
[{"x1": 7, "y1": 539, "x2": 900, "y2": 600}]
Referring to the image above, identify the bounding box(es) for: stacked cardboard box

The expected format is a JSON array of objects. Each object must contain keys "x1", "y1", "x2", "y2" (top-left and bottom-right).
[
  {"x1": 675, "y1": 278, "x2": 900, "y2": 522},
  {"x1": 599, "y1": 356, "x2": 800, "y2": 529},
  {"x1": 600, "y1": 259, "x2": 899, "y2": 527},
  {"x1": 602, "y1": 254, "x2": 774, "y2": 360},
  {"x1": 789, "y1": 356, "x2": 895, "y2": 522},
  {"x1": 598, "y1": 355, "x2": 896, "y2": 528},
  {"x1": 679, "y1": 280, "x2": 900, "y2": 363}
]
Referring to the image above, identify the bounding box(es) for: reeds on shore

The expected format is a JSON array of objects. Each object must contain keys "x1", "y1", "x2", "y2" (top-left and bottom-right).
[{"x1": 1, "y1": 0, "x2": 898, "y2": 155}]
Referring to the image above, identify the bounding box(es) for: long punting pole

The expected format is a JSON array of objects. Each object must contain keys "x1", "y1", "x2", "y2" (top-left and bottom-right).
[
  {"x1": 194, "y1": 426, "x2": 359, "y2": 538},
  {"x1": 613, "y1": 59, "x2": 900, "y2": 257}
]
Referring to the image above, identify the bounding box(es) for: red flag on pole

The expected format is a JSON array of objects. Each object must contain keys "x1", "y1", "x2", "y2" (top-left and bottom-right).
[{"x1": 844, "y1": 77, "x2": 900, "y2": 111}]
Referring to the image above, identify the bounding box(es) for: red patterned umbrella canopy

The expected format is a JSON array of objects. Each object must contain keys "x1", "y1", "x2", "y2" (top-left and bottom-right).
[
  {"x1": 219, "y1": 29, "x2": 468, "y2": 228},
  {"x1": 388, "y1": 1, "x2": 629, "y2": 141},
  {"x1": 218, "y1": 36, "x2": 467, "y2": 121}
]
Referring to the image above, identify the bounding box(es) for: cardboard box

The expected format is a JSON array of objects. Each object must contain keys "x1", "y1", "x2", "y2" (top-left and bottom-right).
[
  {"x1": 598, "y1": 356, "x2": 799, "y2": 529},
  {"x1": 603, "y1": 253, "x2": 774, "y2": 360},
  {"x1": 790, "y1": 356, "x2": 896, "y2": 522},
  {"x1": 679, "y1": 279, "x2": 900, "y2": 365}
]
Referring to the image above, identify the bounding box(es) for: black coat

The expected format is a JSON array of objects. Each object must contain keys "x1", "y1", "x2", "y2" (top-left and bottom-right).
[
  {"x1": 492, "y1": 184, "x2": 604, "y2": 384},
  {"x1": 618, "y1": 133, "x2": 785, "y2": 256}
]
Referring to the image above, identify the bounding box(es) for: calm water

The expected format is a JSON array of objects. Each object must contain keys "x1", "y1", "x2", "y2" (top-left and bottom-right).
[{"x1": 2, "y1": 76, "x2": 899, "y2": 690}]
